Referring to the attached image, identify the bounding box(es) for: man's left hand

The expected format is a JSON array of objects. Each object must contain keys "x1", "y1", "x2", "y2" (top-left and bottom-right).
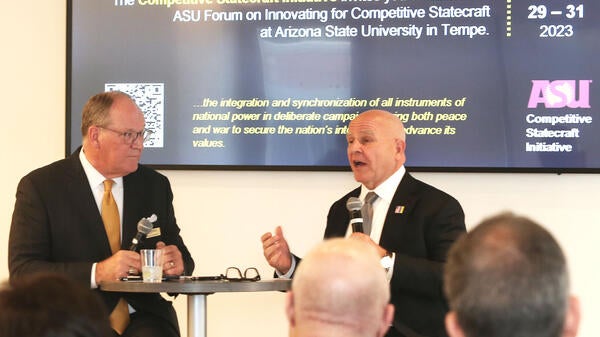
[{"x1": 157, "y1": 241, "x2": 184, "y2": 275}]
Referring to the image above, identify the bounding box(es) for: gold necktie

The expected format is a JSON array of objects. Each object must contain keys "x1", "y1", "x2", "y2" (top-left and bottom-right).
[{"x1": 102, "y1": 179, "x2": 130, "y2": 334}]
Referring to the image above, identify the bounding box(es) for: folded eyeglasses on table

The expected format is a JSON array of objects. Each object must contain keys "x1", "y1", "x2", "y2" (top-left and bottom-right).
[{"x1": 180, "y1": 267, "x2": 261, "y2": 282}]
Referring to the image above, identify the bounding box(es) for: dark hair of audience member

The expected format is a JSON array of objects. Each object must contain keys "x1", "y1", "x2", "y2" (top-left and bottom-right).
[
  {"x1": 444, "y1": 212, "x2": 569, "y2": 337},
  {"x1": 0, "y1": 272, "x2": 112, "y2": 337}
]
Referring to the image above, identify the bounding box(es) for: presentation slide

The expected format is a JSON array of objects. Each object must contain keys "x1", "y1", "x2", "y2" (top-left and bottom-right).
[{"x1": 68, "y1": 0, "x2": 599, "y2": 171}]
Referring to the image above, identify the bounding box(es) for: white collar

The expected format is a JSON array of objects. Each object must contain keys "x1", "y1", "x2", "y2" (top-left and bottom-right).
[
  {"x1": 360, "y1": 166, "x2": 405, "y2": 203},
  {"x1": 79, "y1": 148, "x2": 123, "y2": 189}
]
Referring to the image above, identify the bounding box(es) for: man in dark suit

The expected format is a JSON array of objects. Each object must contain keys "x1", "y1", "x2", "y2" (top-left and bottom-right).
[
  {"x1": 9, "y1": 91, "x2": 195, "y2": 337},
  {"x1": 262, "y1": 109, "x2": 466, "y2": 337}
]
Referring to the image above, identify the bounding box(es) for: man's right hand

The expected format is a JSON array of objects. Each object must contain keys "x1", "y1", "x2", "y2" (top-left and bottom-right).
[
  {"x1": 95, "y1": 250, "x2": 142, "y2": 283},
  {"x1": 261, "y1": 226, "x2": 292, "y2": 274}
]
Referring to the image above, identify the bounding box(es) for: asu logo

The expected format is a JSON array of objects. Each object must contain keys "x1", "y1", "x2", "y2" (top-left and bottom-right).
[{"x1": 528, "y1": 80, "x2": 592, "y2": 108}]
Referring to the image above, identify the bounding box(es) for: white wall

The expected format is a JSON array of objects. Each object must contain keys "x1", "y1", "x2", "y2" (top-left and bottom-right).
[{"x1": 1, "y1": 2, "x2": 599, "y2": 337}]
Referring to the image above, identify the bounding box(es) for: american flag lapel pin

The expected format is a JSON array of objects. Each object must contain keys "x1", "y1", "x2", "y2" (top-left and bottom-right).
[{"x1": 395, "y1": 205, "x2": 405, "y2": 214}]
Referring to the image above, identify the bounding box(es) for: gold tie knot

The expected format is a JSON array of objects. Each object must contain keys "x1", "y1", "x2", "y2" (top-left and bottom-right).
[{"x1": 103, "y1": 179, "x2": 114, "y2": 195}]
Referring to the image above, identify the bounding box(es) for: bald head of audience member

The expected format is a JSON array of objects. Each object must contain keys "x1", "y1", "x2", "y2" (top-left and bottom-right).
[
  {"x1": 0, "y1": 272, "x2": 112, "y2": 337},
  {"x1": 444, "y1": 212, "x2": 581, "y2": 337},
  {"x1": 286, "y1": 238, "x2": 394, "y2": 337}
]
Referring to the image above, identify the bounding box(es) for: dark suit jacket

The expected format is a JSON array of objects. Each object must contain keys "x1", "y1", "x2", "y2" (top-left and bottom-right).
[
  {"x1": 325, "y1": 173, "x2": 466, "y2": 337},
  {"x1": 8, "y1": 148, "x2": 195, "y2": 333}
]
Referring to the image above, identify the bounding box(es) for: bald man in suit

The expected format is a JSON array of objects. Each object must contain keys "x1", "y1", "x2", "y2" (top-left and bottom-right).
[{"x1": 263, "y1": 110, "x2": 466, "y2": 337}]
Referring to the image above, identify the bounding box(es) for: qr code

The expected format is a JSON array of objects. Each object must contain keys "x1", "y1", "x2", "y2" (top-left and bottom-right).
[{"x1": 105, "y1": 83, "x2": 164, "y2": 148}]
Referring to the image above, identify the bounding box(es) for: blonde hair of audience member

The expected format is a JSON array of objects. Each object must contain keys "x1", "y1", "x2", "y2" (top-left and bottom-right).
[
  {"x1": 286, "y1": 238, "x2": 394, "y2": 337},
  {"x1": 444, "y1": 212, "x2": 581, "y2": 337}
]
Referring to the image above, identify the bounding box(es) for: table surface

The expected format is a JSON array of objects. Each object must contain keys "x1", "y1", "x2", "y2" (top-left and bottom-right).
[{"x1": 100, "y1": 278, "x2": 291, "y2": 294}]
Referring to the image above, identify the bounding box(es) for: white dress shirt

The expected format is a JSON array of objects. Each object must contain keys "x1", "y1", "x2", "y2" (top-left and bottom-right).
[
  {"x1": 279, "y1": 166, "x2": 406, "y2": 280},
  {"x1": 79, "y1": 149, "x2": 124, "y2": 288}
]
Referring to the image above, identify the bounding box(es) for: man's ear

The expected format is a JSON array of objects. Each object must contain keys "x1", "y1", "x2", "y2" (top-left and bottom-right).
[
  {"x1": 377, "y1": 303, "x2": 395, "y2": 337},
  {"x1": 562, "y1": 295, "x2": 581, "y2": 337},
  {"x1": 87, "y1": 126, "x2": 101, "y2": 147},
  {"x1": 393, "y1": 138, "x2": 407, "y2": 165},
  {"x1": 394, "y1": 138, "x2": 406, "y2": 154},
  {"x1": 285, "y1": 291, "x2": 296, "y2": 327},
  {"x1": 445, "y1": 312, "x2": 466, "y2": 337}
]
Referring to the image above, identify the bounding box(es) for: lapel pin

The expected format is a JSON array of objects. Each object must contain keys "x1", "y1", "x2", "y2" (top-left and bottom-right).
[{"x1": 395, "y1": 205, "x2": 405, "y2": 214}]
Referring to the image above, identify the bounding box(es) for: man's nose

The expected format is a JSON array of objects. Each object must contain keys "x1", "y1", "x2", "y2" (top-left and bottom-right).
[{"x1": 348, "y1": 142, "x2": 361, "y2": 152}]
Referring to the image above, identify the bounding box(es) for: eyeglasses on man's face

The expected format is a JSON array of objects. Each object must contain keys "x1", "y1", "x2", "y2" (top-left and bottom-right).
[{"x1": 98, "y1": 126, "x2": 153, "y2": 145}]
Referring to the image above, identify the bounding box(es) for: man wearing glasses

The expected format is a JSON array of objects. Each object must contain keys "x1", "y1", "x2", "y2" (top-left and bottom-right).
[{"x1": 9, "y1": 91, "x2": 195, "y2": 337}]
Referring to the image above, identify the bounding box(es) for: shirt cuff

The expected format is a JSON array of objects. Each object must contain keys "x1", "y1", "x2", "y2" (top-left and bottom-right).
[
  {"x1": 275, "y1": 254, "x2": 297, "y2": 279},
  {"x1": 91, "y1": 262, "x2": 98, "y2": 288},
  {"x1": 385, "y1": 253, "x2": 395, "y2": 281}
]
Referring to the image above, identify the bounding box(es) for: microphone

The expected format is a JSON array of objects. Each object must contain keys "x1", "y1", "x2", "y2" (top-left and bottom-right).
[
  {"x1": 129, "y1": 214, "x2": 157, "y2": 251},
  {"x1": 346, "y1": 197, "x2": 364, "y2": 233}
]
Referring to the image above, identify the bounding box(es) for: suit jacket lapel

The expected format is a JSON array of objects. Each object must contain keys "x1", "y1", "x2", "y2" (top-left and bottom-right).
[
  {"x1": 379, "y1": 173, "x2": 419, "y2": 249},
  {"x1": 64, "y1": 150, "x2": 113, "y2": 256},
  {"x1": 122, "y1": 169, "x2": 144, "y2": 249}
]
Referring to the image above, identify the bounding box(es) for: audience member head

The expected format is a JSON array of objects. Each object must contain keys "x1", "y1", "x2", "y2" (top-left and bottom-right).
[
  {"x1": 0, "y1": 272, "x2": 112, "y2": 337},
  {"x1": 80, "y1": 90, "x2": 146, "y2": 178},
  {"x1": 444, "y1": 212, "x2": 580, "y2": 337},
  {"x1": 346, "y1": 109, "x2": 406, "y2": 190},
  {"x1": 286, "y1": 238, "x2": 394, "y2": 337}
]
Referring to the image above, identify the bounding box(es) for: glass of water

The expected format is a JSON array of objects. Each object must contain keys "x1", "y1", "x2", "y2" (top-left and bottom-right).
[{"x1": 140, "y1": 249, "x2": 163, "y2": 283}]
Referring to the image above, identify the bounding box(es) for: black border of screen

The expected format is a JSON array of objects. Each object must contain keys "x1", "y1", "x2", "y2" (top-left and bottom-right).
[{"x1": 65, "y1": 0, "x2": 600, "y2": 174}]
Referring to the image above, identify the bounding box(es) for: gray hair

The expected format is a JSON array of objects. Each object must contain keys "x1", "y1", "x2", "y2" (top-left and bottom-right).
[{"x1": 80, "y1": 91, "x2": 132, "y2": 137}]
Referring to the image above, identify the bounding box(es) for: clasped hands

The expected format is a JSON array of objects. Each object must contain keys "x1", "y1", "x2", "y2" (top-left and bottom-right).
[{"x1": 96, "y1": 241, "x2": 184, "y2": 282}]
